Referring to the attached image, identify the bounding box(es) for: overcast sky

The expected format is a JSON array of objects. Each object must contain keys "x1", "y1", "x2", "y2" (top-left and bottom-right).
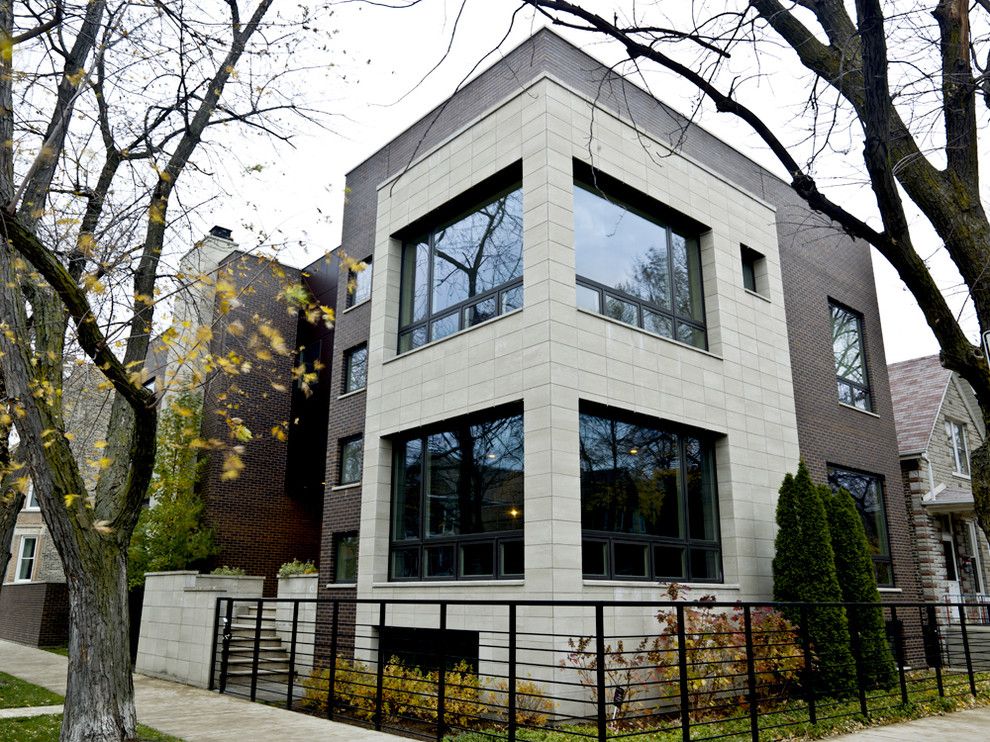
[{"x1": 210, "y1": 0, "x2": 979, "y2": 365}]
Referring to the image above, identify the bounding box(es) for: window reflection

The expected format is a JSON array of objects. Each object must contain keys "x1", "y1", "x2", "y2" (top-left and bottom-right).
[
  {"x1": 830, "y1": 302, "x2": 872, "y2": 411},
  {"x1": 827, "y1": 467, "x2": 892, "y2": 586}
]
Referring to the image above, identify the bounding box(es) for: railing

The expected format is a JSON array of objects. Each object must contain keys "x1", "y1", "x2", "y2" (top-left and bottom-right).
[
  {"x1": 208, "y1": 598, "x2": 990, "y2": 741},
  {"x1": 940, "y1": 592, "x2": 990, "y2": 625}
]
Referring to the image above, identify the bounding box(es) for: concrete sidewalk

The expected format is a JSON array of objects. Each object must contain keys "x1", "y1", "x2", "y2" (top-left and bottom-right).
[
  {"x1": 0, "y1": 639, "x2": 392, "y2": 741},
  {"x1": 828, "y1": 705, "x2": 990, "y2": 741}
]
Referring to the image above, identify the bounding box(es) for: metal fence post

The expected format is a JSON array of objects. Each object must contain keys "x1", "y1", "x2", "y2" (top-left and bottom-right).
[
  {"x1": 800, "y1": 605, "x2": 816, "y2": 724},
  {"x1": 286, "y1": 601, "x2": 300, "y2": 710},
  {"x1": 374, "y1": 602, "x2": 386, "y2": 731},
  {"x1": 436, "y1": 603, "x2": 448, "y2": 742},
  {"x1": 508, "y1": 604, "x2": 517, "y2": 742},
  {"x1": 890, "y1": 607, "x2": 908, "y2": 706},
  {"x1": 595, "y1": 604, "x2": 607, "y2": 742},
  {"x1": 208, "y1": 597, "x2": 222, "y2": 691},
  {"x1": 926, "y1": 604, "x2": 944, "y2": 698},
  {"x1": 327, "y1": 601, "x2": 339, "y2": 720},
  {"x1": 250, "y1": 598, "x2": 264, "y2": 703},
  {"x1": 957, "y1": 603, "x2": 977, "y2": 696},
  {"x1": 218, "y1": 598, "x2": 234, "y2": 694},
  {"x1": 676, "y1": 604, "x2": 690, "y2": 742},
  {"x1": 743, "y1": 606, "x2": 759, "y2": 742}
]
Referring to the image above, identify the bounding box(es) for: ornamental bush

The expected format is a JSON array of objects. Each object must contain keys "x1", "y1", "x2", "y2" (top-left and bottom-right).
[
  {"x1": 825, "y1": 486, "x2": 897, "y2": 690},
  {"x1": 277, "y1": 559, "x2": 318, "y2": 578},
  {"x1": 772, "y1": 462, "x2": 856, "y2": 697}
]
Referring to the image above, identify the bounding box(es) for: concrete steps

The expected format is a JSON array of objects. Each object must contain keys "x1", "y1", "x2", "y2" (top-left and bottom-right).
[{"x1": 220, "y1": 605, "x2": 296, "y2": 700}]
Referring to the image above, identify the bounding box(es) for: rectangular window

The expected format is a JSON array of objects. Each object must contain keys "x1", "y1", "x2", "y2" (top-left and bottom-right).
[
  {"x1": 830, "y1": 301, "x2": 872, "y2": 411},
  {"x1": 16, "y1": 536, "x2": 37, "y2": 581},
  {"x1": 828, "y1": 467, "x2": 893, "y2": 586},
  {"x1": 573, "y1": 164, "x2": 707, "y2": 350},
  {"x1": 339, "y1": 436, "x2": 363, "y2": 486},
  {"x1": 397, "y1": 176, "x2": 524, "y2": 354},
  {"x1": 389, "y1": 407, "x2": 524, "y2": 580},
  {"x1": 343, "y1": 344, "x2": 368, "y2": 393},
  {"x1": 24, "y1": 482, "x2": 39, "y2": 511},
  {"x1": 740, "y1": 245, "x2": 765, "y2": 295},
  {"x1": 334, "y1": 533, "x2": 358, "y2": 583},
  {"x1": 947, "y1": 419, "x2": 971, "y2": 476},
  {"x1": 346, "y1": 258, "x2": 373, "y2": 308},
  {"x1": 579, "y1": 405, "x2": 721, "y2": 582}
]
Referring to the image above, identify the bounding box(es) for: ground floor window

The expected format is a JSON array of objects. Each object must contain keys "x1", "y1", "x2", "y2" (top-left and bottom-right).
[
  {"x1": 827, "y1": 466, "x2": 893, "y2": 586},
  {"x1": 389, "y1": 406, "x2": 524, "y2": 580},
  {"x1": 579, "y1": 404, "x2": 721, "y2": 581}
]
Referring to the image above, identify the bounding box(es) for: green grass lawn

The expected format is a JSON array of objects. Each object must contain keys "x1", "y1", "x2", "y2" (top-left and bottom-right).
[
  {"x1": 39, "y1": 646, "x2": 68, "y2": 658},
  {"x1": 0, "y1": 673, "x2": 62, "y2": 710},
  {"x1": 0, "y1": 715, "x2": 181, "y2": 742}
]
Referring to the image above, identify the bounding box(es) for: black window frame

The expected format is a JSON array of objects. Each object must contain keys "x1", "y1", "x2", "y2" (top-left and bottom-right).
[
  {"x1": 333, "y1": 532, "x2": 359, "y2": 584},
  {"x1": 827, "y1": 465, "x2": 894, "y2": 587},
  {"x1": 573, "y1": 160, "x2": 708, "y2": 351},
  {"x1": 346, "y1": 257, "x2": 373, "y2": 309},
  {"x1": 395, "y1": 164, "x2": 524, "y2": 355},
  {"x1": 388, "y1": 404, "x2": 525, "y2": 582},
  {"x1": 740, "y1": 245, "x2": 765, "y2": 294},
  {"x1": 829, "y1": 300, "x2": 872, "y2": 412},
  {"x1": 579, "y1": 403, "x2": 722, "y2": 583},
  {"x1": 338, "y1": 435, "x2": 363, "y2": 486},
  {"x1": 342, "y1": 344, "x2": 368, "y2": 394}
]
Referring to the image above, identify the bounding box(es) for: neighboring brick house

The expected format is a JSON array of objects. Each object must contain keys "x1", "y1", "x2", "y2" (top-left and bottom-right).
[
  {"x1": 313, "y1": 28, "x2": 919, "y2": 655},
  {"x1": 890, "y1": 354, "x2": 990, "y2": 604}
]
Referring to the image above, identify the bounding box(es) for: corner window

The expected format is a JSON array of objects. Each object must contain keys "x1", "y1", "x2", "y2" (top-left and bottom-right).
[
  {"x1": 343, "y1": 344, "x2": 368, "y2": 393},
  {"x1": 579, "y1": 405, "x2": 721, "y2": 582},
  {"x1": 339, "y1": 436, "x2": 363, "y2": 486},
  {"x1": 16, "y1": 536, "x2": 37, "y2": 581},
  {"x1": 947, "y1": 419, "x2": 971, "y2": 477},
  {"x1": 573, "y1": 165, "x2": 707, "y2": 350},
  {"x1": 334, "y1": 533, "x2": 358, "y2": 583},
  {"x1": 397, "y1": 177, "x2": 524, "y2": 354},
  {"x1": 389, "y1": 407, "x2": 524, "y2": 580},
  {"x1": 830, "y1": 301, "x2": 872, "y2": 411},
  {"x1": 827, "y1": 467, "x2": 892, "y2": 586},
  {"x1": 740, "y1": 245, "x2": 765, "y2": 295},
  {"x1": 346, "y1": 258, "x2": 372, "y2": 308}
]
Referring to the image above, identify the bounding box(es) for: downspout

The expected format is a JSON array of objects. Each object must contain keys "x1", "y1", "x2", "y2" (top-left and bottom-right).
[{"x1": 921, "y1": 452, "x2": 937, "y2": 499}]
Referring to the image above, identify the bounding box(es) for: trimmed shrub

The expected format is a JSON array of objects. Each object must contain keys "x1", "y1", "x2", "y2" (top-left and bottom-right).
[
  {"x1": 825, "y1": 486, "x2": 897, "y2": 689},
  {"x1": 772, "y1": 462, "x2": 856, "y2": 697}
]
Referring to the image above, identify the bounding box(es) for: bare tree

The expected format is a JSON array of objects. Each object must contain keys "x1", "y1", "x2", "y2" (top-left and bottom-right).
[
  {"x1": 511, "y1": 0, "x2": 990, "y2": 543},
  {"x1": 0, "y1": 1, "x2": 331, "y2": 739}
]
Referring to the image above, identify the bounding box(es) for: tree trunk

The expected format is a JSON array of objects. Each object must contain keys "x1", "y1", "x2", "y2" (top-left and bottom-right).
[
  {"x1": 0, "y1": 490, "x2": 21, "y2": 596},
  {"x1": 971, "y1": 427, "x2": 990, "y2": 552},
  {"x1": 61, "y1": 538, "x2": 136, "y2": 742}
]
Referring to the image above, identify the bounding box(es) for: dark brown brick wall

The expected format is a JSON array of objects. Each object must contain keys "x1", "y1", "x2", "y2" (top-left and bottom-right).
[
  {"x1": 200, "y1": 252, "x2": 323, "y2": 595},
  {"x1": 0, "y1": 582, "x2": 68, "y2": 646},
  {"x1": 319, "y1": 30, "x2": 920, "y2": 611}
]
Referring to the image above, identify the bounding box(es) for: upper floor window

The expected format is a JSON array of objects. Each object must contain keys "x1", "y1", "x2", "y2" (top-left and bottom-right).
[
  {"x1": 947, "y1": 419, "x2": 971, "y2": 476},
  {"x1": 740, "y1": 245, "x2": 766, "y2": 296},
  {"x1": 390, "y1": 407, "x2": 524, "y2": 581},
  {"x1": 573, "y1": 164, "x2": 707, "y2": 350},
  {"x1": 343, "y1": 344, "x2": 368, "y2": 394},
  {"x1": 339, "y1": 436, "x2": 363, "y2": 486},
  {"x1": 830, "y1": 301, "x2": 872, "y2": 411},
  {"x1": 16, "y1": 536, "x2": 37, "y2": 581},
  {"x1": 397, "y1": 177, "x2": 524, "y2": 354},
  {"x1": 827, "y1": 467, "x2": 892, "y2": 586},
  {"x1": 346, "y1": 258, "x2": 373, "y2": 308},
  {"x1": 334, "y1": 533, "x2": 359, "y2": 583},
  {"x1": 579, "y1": 405, "x2": 721, "y2": 582},
  {"x1": 24, "y1": 482, "x2": 39, "y2": 511}
]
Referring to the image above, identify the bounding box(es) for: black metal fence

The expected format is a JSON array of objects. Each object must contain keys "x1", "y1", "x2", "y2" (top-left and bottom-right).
[{"x1": 208, "y1": 597, "x2": 990, "y2": 741}]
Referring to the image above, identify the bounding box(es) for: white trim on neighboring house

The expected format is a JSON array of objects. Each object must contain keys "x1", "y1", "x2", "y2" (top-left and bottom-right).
[
  {"x1": 951, "y1": 374, "x2": 986, "y2": 441},
  {"x1": 968, "y1": 520, "x2": 986, "y2": 594},
  {"x1": 921, "y1": 372, "x2": 954, "y2": 456},
  {"x1": 23, "y1": 482, "x2": 39, "y2": 511},
  {"x1": 15, "y1": 535, "x2": 37, "y2": 582}
]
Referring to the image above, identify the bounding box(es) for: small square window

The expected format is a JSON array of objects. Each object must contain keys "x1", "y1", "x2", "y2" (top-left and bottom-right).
[
  {"x1": 343, "y1": 345, "x2": 368, "y2": 393},
  {"x1": 740, "y1": 245, "x2": 765, "y2": 295},
  {"x1": 16, "y1": 536, "x2": 37, "y2": 581},
  {"x1": 339, "y1": 436, "x2": 363, "y2": 485},
  {"x1": 346, "y1": 258, "x2": 372, "y2": 308},
  {"x1": 334, "y1": 533, "x2": 358, "y2": 583}
]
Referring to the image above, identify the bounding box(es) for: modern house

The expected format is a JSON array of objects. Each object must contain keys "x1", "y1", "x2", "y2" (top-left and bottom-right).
[
  {"x1": 890, "y1": 354, "x2": 990, "y2": 604},
  {"x1": 313, "y1": 28, "x2": 920, "y2": 653}
]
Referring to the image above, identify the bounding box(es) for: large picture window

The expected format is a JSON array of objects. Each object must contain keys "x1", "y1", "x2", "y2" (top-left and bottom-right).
[
  {"x1": 830, "y1": 301, "x2": 872, "y2": 411},
  {"x1": 397, "y1": 175, "x2": 524, "y2": 354},
  {"x1": 579, "y1": 406, "x2": 721, "y2": 582},
  {"x1": 827, "y1": 467, "x2": 892, "y2": 586},
  {"x1": 390, "y1": 407, "x2": 524, "y2": 580},
  {"x1": 573, "y1": 164, "x2": 707, "y2": 350}
]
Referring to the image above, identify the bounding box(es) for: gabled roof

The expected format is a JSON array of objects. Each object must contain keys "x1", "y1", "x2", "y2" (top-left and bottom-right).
[{"x1": 888, "y1": 354, "x2": 952, "y2": 456}]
